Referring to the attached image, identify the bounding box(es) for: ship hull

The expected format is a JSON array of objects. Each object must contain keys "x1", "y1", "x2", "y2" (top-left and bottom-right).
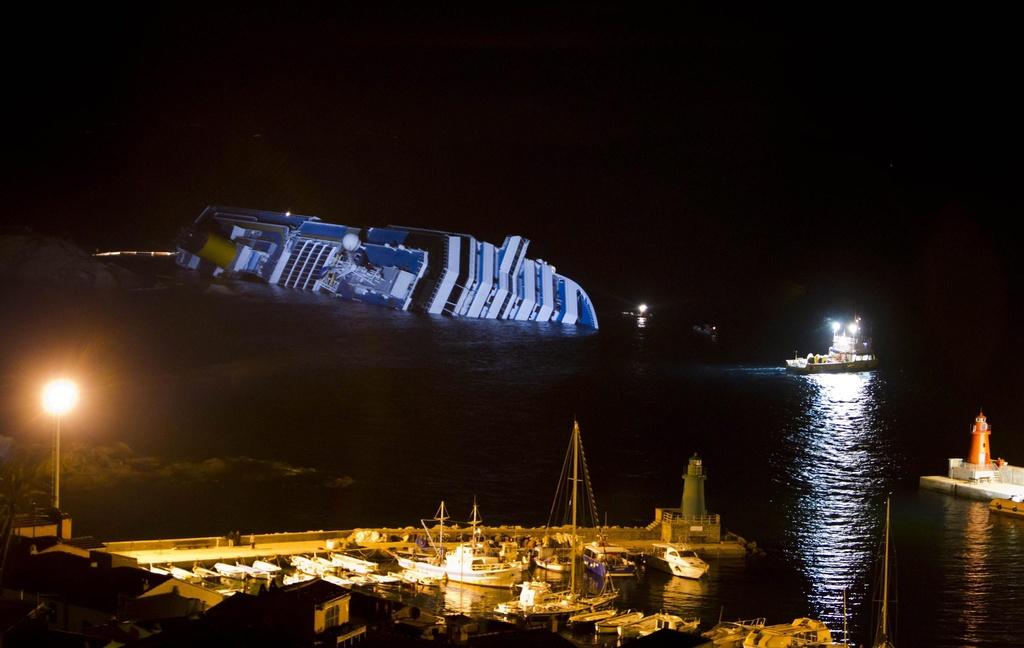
[
  {"x1": 176, "y1": 205, "x2": 599, "y2": 328},
  {"x1": 786, "y1": 358, "x2": 878, "y2": 374}
]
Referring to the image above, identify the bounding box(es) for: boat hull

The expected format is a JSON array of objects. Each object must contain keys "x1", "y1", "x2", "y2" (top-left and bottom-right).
[
  {"x1": 990, "y1": 498, "x2": 1024, "y2": 518},
  {"x1": 644, "y1": 554, "x2": 708, "y2": 579},
  {"x1": 397, "y1": 556, "x2": 522, "y2": 588},
  {"x1": 583, "y1": 555, "x2": 636, "y2": 578},
  {"x1": 175, "y1": 205, "x2": 599, "y2": 328},
  {"x1": 533, "y1": 556, "x2": 570, "y2": 572},
  {"x1": 786, "y1": 358, "x2": 878, "y2": 374}
]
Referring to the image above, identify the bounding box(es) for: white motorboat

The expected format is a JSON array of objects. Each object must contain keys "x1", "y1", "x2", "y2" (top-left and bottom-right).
[
  {"x1": 618, "y1": 613, "x2": 700, "y2": 638},
  {"x1": 148, "y1": 565, "x2": 170, "y2": 576},
  {"x1": 192, "y1": 566, "x2": 219, "y2": 579},
  {"x1": 390, "y1": 570, "x2": 441, "y2": 588},
  {"x1": 290, "y1": 555, "x2": 329, "y2": 577},
  {"x1": 366, "y1": 573, "x2": 402, "y2": 585},
  {"x1": 213, "y1": 562, "x2": 247, "y2": 579},
  {"x1": 252, "y1": 560, "x2": 282, "y2": 573},
  {"x1": 595, "y1": 610, "x2": 644, "y2": 634},
  {"x1": 330, "y1": 552, "x2": 379, "y2": 574},
  {"x1": 645, "y1": 543, "x2": 709, "y2": 579},
  {"x1": 282, "y1": 572, "x2": 316, "y2": 586},
  {"x1": 167, "y1": 566, "x2": 196, "y2": 581},
  {"x1": 232, "y1": 562, "x2": 272, "y2": 579},
  {"x1": 533, "y1": 550, "x2": 572, "y2": 573}
]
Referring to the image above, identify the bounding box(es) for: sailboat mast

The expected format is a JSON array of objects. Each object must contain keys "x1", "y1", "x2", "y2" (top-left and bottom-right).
[
  {"x1": 435, "y1": 500, "x2": 449, "y2": 561},
  {"x1": 880, "y1": 497, "x2": 891, "y2": 642},
  {"x1": 570, "y1": 419, "x2": 580, "y2": 589}
]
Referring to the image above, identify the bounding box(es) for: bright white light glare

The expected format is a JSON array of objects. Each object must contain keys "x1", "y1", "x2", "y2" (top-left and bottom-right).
[
  {"x1": 847, "y1": 323, "x2": 859, "y2": 335},
  {"x1": 638, "y1": 304, "x2": 648, "y2": 314},
  {"x1": 42, "y1": 379, "x2": 79, "y2": 416},
  {"x1": 831, "y1": 322, "x2": 841, "y2": 332}
]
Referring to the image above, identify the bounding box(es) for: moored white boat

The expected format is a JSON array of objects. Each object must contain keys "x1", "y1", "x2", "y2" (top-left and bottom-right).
[
  {"x1": 533, "y1": 552, "x2": 571, "y2": 573},
  {"x1": 595, "y1": 610, "x2": 644, "y2": 634},
  {"x1": 282, "y1": 572, "x2": 316, "y2": 586},
  {"x1": 645, "y1": 543, "x2": 709, "y2": 579},
  {"x1": 618, "y1": 613, "x2": 699, "y2": 638},
  {"x1": 168, "y1": 566, "x2": 196, "y2": 581},
  {"x1": 741, "y1": 618, "x2": 835, "y2": 647},
  {"x1": 330, "y1": 552, "x2": 379, "y2": 574},
  {"x1": 567, "y1": 608, "x2": 619, "y2": 630},
  {"x1": 701, "y1": 618, "x2": 766, "y2": 646},
  {"x1": 396, "y1": 543, "x2": 523, "y2": 587},
  {"x1": 252, "y1": 560, "x2": 282, "y2": 573},
  {"x1": 396, "y1": 501, "x2": 524, "y2": 588},
  {"x1": 290, "y1": 555, "x2": 329, "y2": 577},
  {"x1": 213, "y1": 562, "x2": 247, "y2": 579}
]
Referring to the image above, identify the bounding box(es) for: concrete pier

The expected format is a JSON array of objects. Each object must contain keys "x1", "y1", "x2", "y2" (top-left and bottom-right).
[
  {"x1": 919, "y1": 475, "x2": 1024, "y2": 502},
  {"x1": 103, "y1": 522, "x2": 752, "y2": 568}
]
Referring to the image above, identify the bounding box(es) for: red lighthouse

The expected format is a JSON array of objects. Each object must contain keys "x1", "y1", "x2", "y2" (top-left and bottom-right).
[{"x1": 967, "y1": 410, "x2": 993, "y2": 467}]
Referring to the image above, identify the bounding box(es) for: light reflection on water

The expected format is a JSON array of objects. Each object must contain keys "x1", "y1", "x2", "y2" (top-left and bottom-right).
[
  {"x1": 924, "y1": 497, "x2": 1024, "y2": 647},
  {"x1": 773, "y1": 371, "x2": 895, "y2": 641}
]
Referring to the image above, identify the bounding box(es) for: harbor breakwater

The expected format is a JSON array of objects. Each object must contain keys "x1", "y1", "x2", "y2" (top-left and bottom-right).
[{"x1": 104, "y1": 522, "x2": 753, "y2": 567}]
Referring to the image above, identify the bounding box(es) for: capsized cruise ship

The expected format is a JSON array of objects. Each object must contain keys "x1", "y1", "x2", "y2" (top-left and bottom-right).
[{"x1": 175, "y1": 206, "x2": 599, "y2": 328}]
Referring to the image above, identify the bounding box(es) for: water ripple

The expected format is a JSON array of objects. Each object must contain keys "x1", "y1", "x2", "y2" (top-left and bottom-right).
[{"x1": 771, "y1": 372, "x2": 896, "y2": 641}]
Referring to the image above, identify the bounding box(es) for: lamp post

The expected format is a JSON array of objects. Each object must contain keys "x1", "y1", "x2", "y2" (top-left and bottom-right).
[{"x1": 42, "y1": 379, "x2": 78, "y2": 510}]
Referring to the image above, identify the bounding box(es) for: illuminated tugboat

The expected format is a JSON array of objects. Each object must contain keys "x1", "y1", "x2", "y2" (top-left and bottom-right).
[{"x1": 786, "y1": 317, "x2": 878, "y2": 374}]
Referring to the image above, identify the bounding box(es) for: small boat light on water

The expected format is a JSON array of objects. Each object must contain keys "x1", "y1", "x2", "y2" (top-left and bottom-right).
[{"x1": 637, "y1": 304, "x2": 648, "y2": 315}]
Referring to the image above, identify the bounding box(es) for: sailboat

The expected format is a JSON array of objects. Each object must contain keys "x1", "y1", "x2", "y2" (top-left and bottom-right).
[
  {"x1": 394, "y1": 500, "x2": 525, "y2": 587},
  {"x1": 495, "y1": 419, "x2": 617, "y2": 618},
  {"x1": 534, "y1": 418, "x2": 601, "y2": 573},
  {"x1": 872, "y1": 498, "x2": 896, "y2": 648}
]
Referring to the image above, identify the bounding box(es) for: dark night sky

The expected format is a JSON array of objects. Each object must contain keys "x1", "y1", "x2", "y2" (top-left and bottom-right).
[{"x1": 4, "y1": 5, "x2": 1022, "y2": 368}]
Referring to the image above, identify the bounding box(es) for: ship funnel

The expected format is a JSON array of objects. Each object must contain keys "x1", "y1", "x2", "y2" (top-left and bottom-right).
[
  {"x1": 967, "y1": 410, "x2": 993, "y2": 467},
  {"x1": 681, "y1": 453, "x2": 707, "y2": 517}
]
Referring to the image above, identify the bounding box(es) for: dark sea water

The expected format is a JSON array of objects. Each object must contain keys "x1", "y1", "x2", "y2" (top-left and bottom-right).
[{"x1": 3, "y1": 276, "x2": 1024, "y2": 647}]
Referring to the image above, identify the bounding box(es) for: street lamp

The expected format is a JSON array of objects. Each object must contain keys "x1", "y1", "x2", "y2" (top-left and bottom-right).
[{"x1": 42, "y1": 379, "x2": 78, "y2": 510}]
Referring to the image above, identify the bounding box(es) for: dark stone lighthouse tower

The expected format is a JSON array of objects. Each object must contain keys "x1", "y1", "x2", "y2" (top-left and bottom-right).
[{"x1": 681, "y1": 453, "x2": 707, "y2": 517}]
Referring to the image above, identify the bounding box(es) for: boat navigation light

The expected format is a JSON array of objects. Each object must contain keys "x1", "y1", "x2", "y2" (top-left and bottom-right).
[
  {"x1": 847, "y1": 322, "x2": 859, "y2": 335},
  {"x1": 637, "y1": 304, "x2": 648, "y2": 315},
  {"x1": 831, "y1": 322, "x2": 841, "y2": 333}
]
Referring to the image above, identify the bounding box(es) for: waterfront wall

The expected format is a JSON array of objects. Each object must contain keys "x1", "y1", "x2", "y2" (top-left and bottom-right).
[
  {"x1": 104, "y1": 524, "x2": 664, "y2": 555},
  {"x1": 999, "y1": 464, "x2": 1024, "y2": 486}
]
